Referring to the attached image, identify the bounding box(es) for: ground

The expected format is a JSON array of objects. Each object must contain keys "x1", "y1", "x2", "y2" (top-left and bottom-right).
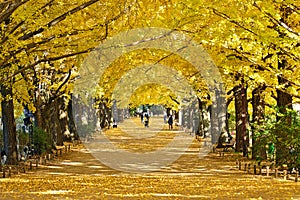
[{"x1": 0, "y1": 117, "x2": 299, "y2": 199}]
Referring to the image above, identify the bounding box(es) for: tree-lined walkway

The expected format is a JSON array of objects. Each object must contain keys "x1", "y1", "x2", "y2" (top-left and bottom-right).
[{"x1": 0, "y1": 117, "x2": 300, "y2": 199}]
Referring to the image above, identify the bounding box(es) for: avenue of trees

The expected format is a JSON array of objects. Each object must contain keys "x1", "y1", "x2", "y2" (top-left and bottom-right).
[{"x1": 0, "y1": 0, "x2": 299, "y2": 169}]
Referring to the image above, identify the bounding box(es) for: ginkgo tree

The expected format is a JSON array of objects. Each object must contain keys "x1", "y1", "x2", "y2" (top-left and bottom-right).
[
  {"x1": 193, "y1": 0, "x2": 300, "y2": 158},
  {"x1": 128, "y1": 84, "x2": 179, "y2": 109},
  {"x1": 0, "y1": 0, "x2": 132, "y2": 164},
  {"x1": 1, "y1": 0, "x2": 300, "y2": 165}
]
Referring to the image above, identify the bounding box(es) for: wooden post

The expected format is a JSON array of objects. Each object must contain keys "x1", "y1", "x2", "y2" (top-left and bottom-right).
[
  {"x1": 8, "y1": 167, "x2": 11, "y2": 177},
  {"x1": 239, "y1": 161, "x2": 242, "y2": 170},
  {"x1": 247, "y1": 163, "x2": 251, "y2": 173},
  {"x1": 60, "y1": 149, "x2": 62, "y2": 156},
  {"x1": 295, "y1": 170, "x2": 298, "y2": 182},
  {"x1": 36, "y1": 159, "x2": 38, "y2": 168},
  {"x1": 254, "y1": 165, "x2": 257, "y2": 175},
  {"x1": 283, "y1": 170, "x2": 287, "y2": 180},
  {"x1": 275, "y1": 168, "x2": 278, "y2": 178},
  {"x1": 236, "y1": 160, "x2": 239, "y2": 168},
  {"x1": 266, "y1": 166, "x2": 269, "y2": 177},
  {"x1": 259, "y1": 166, "x2": 262, "y2": 175},
  {"x1": 244, "y1": 163, "x2": 247, "y2": 171},
  {"x1": 29, "y1": 161, "x2": 32, "y2": 170}
]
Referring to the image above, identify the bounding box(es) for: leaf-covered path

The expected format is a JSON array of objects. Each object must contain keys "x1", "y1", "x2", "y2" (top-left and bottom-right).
[{"x1": 0, "y1": 117, "x2": 300, "y2": 199}]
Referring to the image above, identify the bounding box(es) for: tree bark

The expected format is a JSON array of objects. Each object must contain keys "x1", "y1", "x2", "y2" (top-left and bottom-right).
[
  {"x1": 251, "y1": 85, "x2": 266, "y2": 159},
  {"x1": 1, "y1": 85, "x2": 17, "y2": 164},
  {"x1": 197, "y1": 97, "x2": 206, "y2": 137},
  {"x1": 234, "y1": 82, "x2": 248, "y2": 156},
  {"x1": 276, "y1": 60, "x2": 292, "y2": 118},
  {"x1": 54, "y1": 97, "x2": 66, "y2": 146},
  {"x1": 67, "y1": 96, "x2": 78, "y2": 140},
  {"x1": 210, "y1": 83, "x2": 227, "y2": 145}
]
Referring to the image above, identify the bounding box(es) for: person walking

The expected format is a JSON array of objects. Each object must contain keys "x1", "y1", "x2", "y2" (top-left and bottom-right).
[
  {"x1": 163, "y1": 111, "x2": 167, "y2": 124},
  {"x1": 168, "y1": 115, "x2": 173, "y2": 130},
  {"x1": 140, "y1": 112, "x2": 144, "y2": 124},
  {"x1": 144, "y1": 113, "x2": 150, "y2": 128}
]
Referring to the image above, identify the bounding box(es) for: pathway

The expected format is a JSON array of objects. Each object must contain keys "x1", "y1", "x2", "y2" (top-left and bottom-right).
[{"x1": 0, "y1": 117, "x2": 299, "y2": 199}]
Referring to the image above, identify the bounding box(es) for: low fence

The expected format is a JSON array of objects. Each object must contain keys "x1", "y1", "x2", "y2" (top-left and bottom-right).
[
  {"x1": 0, "y1": 140, "x2": 80, "y2": 178},
  {"x1": 212, "y1": 146, "x2": 299, "y2": 182},
  {"x1": 236, "y1": 160, "x2": 299, "y2": 182}
]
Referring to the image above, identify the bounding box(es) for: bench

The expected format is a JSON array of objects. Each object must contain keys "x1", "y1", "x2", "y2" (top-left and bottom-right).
[
  {"x1": 51, "y1": 146, "x2": 65, "y2": 157},
  {"x1": 223, "y1": 141, "x2": 235, "y2": 152},
  {"x1": 214, "y1": 140, "x2": 235, "y2": 153}
]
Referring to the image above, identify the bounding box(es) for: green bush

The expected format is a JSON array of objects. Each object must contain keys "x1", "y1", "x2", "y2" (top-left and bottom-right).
[
  {"x1": 33, "y1": 127, "x2": 51, "y2": 155},
  {"x1": 253, "y1": 108, "x2": 300, "y2": 169}
]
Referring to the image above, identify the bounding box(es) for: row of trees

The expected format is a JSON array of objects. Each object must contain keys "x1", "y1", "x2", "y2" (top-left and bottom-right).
[
  {"x1": 0, "y1": 0, "x2": 132, "y2": 164},
  {"x1": 0, "y1": 0, "x2": 299, "y2": 167},
  {"x1": 203, "y1": 0, "x2": 300, "y2": 165}
]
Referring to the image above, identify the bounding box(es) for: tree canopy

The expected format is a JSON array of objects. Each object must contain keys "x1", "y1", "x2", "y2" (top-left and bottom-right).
[{"x1": 0, "y1": 0, "x2": 300, "y2": 164}]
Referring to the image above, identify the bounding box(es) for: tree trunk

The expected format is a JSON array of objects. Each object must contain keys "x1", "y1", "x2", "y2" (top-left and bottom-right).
[
  {"x1": 98, "y1": 101, "x2": 109, "y2": 129},
  {"x1": 67, "y1": 96, "x2": 78, "y2": 140},
  {"x1": 34, "y1": 99, "x2": 58, "y2": 148},
  {"x1": 277, "y1": 6, "x2": 293, "y2": 119},
  {"x1": 197, "y1": 97, "x2": 205, "y2": 137},
  {"x1": 234, "y1": 83, "x2": 248, "y2": 156},
  {"x1": 277, "y1": 60, "x2": 292, "y2": 119},
  {"x1": 55, "y1": 97, "x2": 66, "y2": 146},
  {"x1": 251, "y1": 85, "x2": 266, "y2": 160},
  {"x1": 1, "y1": 85, "x2": 18, "y2": 164}
]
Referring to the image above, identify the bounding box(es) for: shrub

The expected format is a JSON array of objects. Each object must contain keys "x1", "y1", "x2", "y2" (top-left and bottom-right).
[
  {"x1": 33, "y1": 127, "x2": 51, "y2": 155},
  {"x1": 253, "y1": 108, "x2": 300, "y2": 169}
]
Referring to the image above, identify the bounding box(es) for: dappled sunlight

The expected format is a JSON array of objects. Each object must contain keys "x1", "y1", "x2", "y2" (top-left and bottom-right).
[
  {"x1": 29, "y1": 190, "x2": 74, "y2": 194},
  {"x1": 61, "y1": 161, "x2": 84, "y2": 166},
  {"x1": 47, "y1": 172, "x2": 73, "y2": 175},
  {"x1": 1, "y1": 121, "x2": 300, "y2": 199},
  {"x1": 88, "y1": 165, "x2": 105, "y2": 169},
  {"x1": 45, "y1": 166, "x2": 63, "y2": 169},
  {"x1": 98, "y1": 117, "x2": 186, "y2": 153}
]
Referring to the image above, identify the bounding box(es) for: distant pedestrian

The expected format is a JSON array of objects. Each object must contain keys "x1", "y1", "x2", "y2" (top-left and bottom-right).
[
  {"x1": 163, "y1": 112, "x2": 167, "y2": 124},
  {"x1": 144, "y1": 113, "x2": 149, "y2": 128},
  {"x1": 168, "y1": 115, "x2": 173, "y2": 130},
  {"x1": 140, "y1": 113, "x2": 144, "y2": 124},
  {"x1": 112, "y1": 119, "x2": 117, "y2": 128}
]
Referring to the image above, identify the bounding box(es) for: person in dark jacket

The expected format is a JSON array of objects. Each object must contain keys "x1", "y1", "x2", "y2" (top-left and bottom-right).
[{"x1": 168, "y1": 115, "x2": 173, "y2": 130}]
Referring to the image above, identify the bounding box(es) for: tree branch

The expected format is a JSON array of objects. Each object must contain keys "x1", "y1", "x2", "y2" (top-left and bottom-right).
[
  {"x1": 18, "y1": 0, "x2": 101, "y2": 40},
  {"x1": 4, "y1": 47, "x2": 94, "y2": 82},
  {"x1": 0, "y1": 0, "x2": 29, "y2": 24},
  {"x1": 49, "y1": 68, "x2": 73, "y2": 103},
  {"x1": 169, "y1": 95, "x2": 180, "y2": 105},
  {"x1": 210, "y1": 7, "x2": 258, "y2": 36},
  {"x1": 253, "y1": 1, "x2": 300, "y2": 37}
]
